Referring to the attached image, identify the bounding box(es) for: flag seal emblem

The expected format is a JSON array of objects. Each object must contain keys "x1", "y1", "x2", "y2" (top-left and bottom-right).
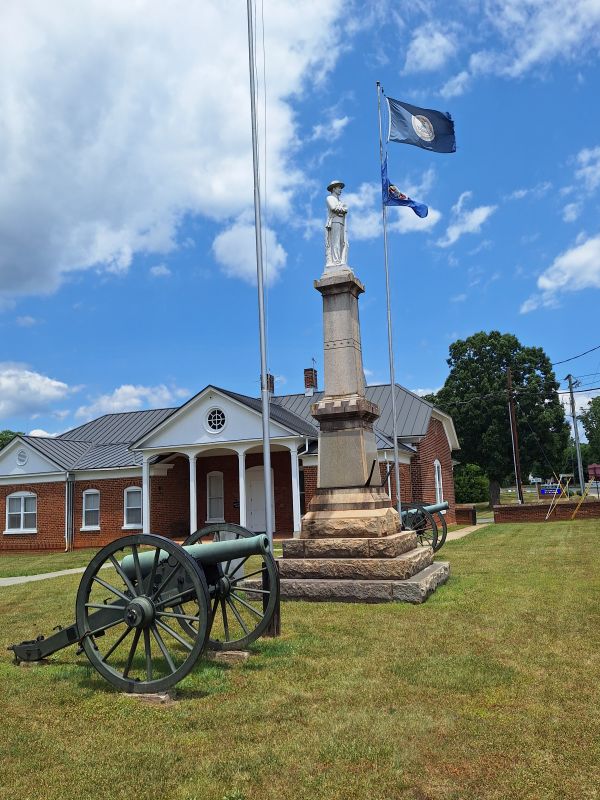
[{"x1": 411, "y1": 114, "x2": 435, "y2": 142}]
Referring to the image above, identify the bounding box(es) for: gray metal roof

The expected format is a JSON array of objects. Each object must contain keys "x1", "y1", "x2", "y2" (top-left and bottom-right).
[
  {"x1": 59, "y1": 408, "x2": 176, "y2": 445},
  {"x1": 14, "y1": 382, "x2": 434, "y2": 473},
  {"x1": 217, "y1": 388, "x2": 318, "y2": 437},
  {"x1": 21, "y1": 436, "x2": 92, "y2": 470},
  {"x1": 272, "y1": 383, "x2": 433, "y2": 443}
]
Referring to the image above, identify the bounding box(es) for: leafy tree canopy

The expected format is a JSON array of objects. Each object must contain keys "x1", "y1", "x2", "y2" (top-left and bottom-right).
[
  {"x1": 453, "y1": 463, "x2": 489, "y2": 504},
  {"x1": 0, "y1": 430, "x2": 23, "y2": 449},
  {"x1": 431, "y1": 331, "x2": 569, "y2": 503},
  {"x1": 580, "y1": 396, "x2": 600, "y2": 466}
]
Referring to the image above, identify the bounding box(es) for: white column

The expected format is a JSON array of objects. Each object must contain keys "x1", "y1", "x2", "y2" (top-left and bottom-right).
[
  {"x1": 189, "y1": 453, "x2": 197, "y2": 535},
  {"x1": 237, "y1": 449, "x2": 247, "y2": 528},
  {"x1": 290, "y1": 444, "x2": 301, "y2": 537},
  {"x1": 142, "y1": 454, "x2": 151, "y2": 534}
]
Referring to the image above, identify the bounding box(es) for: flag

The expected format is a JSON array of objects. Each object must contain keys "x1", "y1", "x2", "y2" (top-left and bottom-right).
[
  {"x1": 387, "y1": 96, "x2": 456, "y2": 153},
  {"x1": 381, "y1": 156, "x2": 428, "y2": 218}
]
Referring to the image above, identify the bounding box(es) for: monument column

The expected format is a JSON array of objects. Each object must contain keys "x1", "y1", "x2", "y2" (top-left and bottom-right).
[
  {"x1": 300, "y1": 179, "x2": 400, "y2": 540},
  {"x1": 278, "y1": 179, "x2": 449, "y2": 604}
]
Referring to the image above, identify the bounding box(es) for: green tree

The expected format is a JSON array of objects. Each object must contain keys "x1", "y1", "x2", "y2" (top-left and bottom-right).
[
  {"x1": 453, "y1": 463, "x2": 490, "y2": 503},
  {"x1": 0, "y1": 430, "x2": 22, "y2": 449},
  {"x1": 580, "y1": 397, "x2": 600, "y2": 465},
  {"x1": 432, "y1": 331, "x2": 569, "y2": 507}
]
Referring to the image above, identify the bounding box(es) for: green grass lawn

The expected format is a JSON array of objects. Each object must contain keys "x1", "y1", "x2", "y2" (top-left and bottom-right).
[
  {"x1": 0, "y1": 548, "x2": 101, "y2": 578},
  {"x1": 1, "y1": 521, "x2": 600, "y2": 800}
]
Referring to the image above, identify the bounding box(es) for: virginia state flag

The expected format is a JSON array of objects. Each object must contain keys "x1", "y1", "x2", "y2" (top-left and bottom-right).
[
  {"x1": 382, "y1": 156, "x2": 428, "y2": 218},
  {"x1": 387, "y1": 96, "x2": 456, "y2": 153}
]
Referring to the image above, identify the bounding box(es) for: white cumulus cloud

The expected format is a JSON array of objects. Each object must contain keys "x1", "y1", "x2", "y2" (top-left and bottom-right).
[
  {"x1": 149, "y1": 264, "x2": 172, "y2": 278},
  {"x1": 0, "y1": 1, "x2": 345, "y2": 301},
  {"x1": 404, "y1": 24, "x2": 456, "y2": 73},
  {"x1": 575, "y1": 146, "x2": 600, "y2": 192},
  {"x1": 437, "y1": 191, "x2": 497, "y2": 248},
  {"x1": 75, "y1": 383, "x2": 190, "y2": 420},
  {"x1": 0, "y1": 363, "x2": 72, "y2": 418},
  {"x1": 520, "y1": 233, "x2": 600, "y2": 312},
  {"x1": 212, "y1": 221, "x2": 287, "y2": 285}
]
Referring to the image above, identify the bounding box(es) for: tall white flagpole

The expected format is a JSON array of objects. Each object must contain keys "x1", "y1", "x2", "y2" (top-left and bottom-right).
[
  {"x1": 246, "y1": 0, "x2": 273, "y2": 545},
  {"x1": 377, "y1": 81, "x2": 402, "y2": 519}
]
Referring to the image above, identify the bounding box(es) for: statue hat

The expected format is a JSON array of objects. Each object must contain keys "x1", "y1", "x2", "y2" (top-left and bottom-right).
[{"x1": 327, "y1": 179, "x2": 345, "y2": 192}]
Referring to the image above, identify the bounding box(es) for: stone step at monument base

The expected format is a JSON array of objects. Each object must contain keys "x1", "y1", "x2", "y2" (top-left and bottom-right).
[
  {"x1": 278, "y1": 545, "x2": 432, "y2": 581},
  {"x1": 277, "y1": 561, "x2": 450, "y2": 604},
  {"x1": 283, "y1": 530, "x2": 417, "y2": 559}
]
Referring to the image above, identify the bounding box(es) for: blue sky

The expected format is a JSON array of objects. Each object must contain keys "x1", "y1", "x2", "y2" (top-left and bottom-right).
[{"x1": 2, "y1": 0, "x2": 600, "y2": 437}]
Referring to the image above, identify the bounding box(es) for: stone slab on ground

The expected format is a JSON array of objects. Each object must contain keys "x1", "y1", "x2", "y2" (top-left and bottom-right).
[
  {"x1": 282, "y1": 530, "x2": 417, "y2": 559},
  {"x1": 122, "y1": 691, "x2": 177, "y2": 705},
  {"x1": 279, "y1": 546, "x2": 432, "y2": 581},
  {"x1": 204, "y1": 650, "x2": 251, "y2": 665},
  {"x1": 279, "y1": 561, "x2": 450, "y2": 604}
]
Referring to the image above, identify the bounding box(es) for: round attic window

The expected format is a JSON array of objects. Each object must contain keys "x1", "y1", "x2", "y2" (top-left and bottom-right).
[
  {"x1": 206, "y1": 408, "x2": 226, "y2": 432},
  {"x1": 16, "y1": 449, "x2": 29, "y2": 466}
]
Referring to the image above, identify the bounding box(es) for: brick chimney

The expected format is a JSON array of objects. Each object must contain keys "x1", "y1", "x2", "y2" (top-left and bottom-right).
[
  {"x1": 304, "y1": 367, "x2": 317, "y2": 396},
  {"x1": 266, "y1": 373, "x2": 275, "y2": 394}
]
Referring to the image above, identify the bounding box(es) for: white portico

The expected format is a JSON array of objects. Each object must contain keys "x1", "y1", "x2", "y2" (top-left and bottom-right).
[{"x1": 131, "y1": 386, "x2": 308, "y2": 537}]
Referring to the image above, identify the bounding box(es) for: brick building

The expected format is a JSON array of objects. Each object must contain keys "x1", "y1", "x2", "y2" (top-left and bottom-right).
[{"x1": 0, "y1": 373, "x2": 459, "y2": 551}]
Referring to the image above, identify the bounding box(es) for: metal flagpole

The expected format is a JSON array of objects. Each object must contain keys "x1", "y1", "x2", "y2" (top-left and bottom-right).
[
  {"x1": 246, "y1": 0, "x2": 273, "y2": 546},
  {"x1": 376, "y1": 82, "x2": 402, "y2": 518}
]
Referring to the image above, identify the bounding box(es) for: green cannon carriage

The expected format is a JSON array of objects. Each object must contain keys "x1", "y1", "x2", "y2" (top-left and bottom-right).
[
  {"x1": 402, "y1": 500, "x2": 449, "y2": 552},
  {"x1": 9, "y1": 523, "x2": 280, "y2": 694}
]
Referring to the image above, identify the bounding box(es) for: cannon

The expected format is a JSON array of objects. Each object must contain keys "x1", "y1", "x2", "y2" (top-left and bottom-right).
[
  {"x1": 402, "y1": 501, "x2": 449, "y2": 552},
  {"x1": 9, "y1": 523, "x2": 280, "y2": 694}
]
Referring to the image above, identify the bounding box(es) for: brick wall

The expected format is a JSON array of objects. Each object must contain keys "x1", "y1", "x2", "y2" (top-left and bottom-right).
[
  {"x1": 0, "y1": 481, "x2": 66, "y2": 552},
  {"x1": 410, "y1": 418, "x2": 456, "y2": 523},
  {"x1": 151, "y1": 456, "x2": 189, "y2": 538},
  {"x1": 378, "y1": 462, "x2": 413, "y2": 506},
  {"x1": 74, "y1": 476, "x2": 142, "y2": 548},
  {"x1": 494, "y1": 500, "x2": 600, "y2": 523}
]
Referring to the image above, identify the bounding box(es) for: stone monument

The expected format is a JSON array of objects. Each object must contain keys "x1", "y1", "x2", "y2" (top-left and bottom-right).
[{"x1": 278, "y1": 181, "x2": 449, "y2": 603}]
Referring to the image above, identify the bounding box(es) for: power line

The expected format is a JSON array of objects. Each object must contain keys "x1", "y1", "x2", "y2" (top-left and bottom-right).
[{"x1": 551, "y1": 344, "x2": 600, "y2": 366}]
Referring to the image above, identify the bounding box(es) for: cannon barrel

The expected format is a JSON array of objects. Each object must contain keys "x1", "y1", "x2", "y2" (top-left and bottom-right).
[
  {"x1": 401, "y1": 500, "x2": 449, "y2": 518},
  {"x1": 120, "y1": 533, "x2": 270, "y2": 579}
]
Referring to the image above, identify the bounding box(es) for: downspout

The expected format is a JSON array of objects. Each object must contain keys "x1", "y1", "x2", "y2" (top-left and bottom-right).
[{"x1": 64, "y1": 472, "x2": 75, "y2": 552}]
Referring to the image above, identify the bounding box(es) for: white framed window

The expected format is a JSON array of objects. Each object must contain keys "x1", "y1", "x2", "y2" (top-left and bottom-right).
[
  {"x1": 434, "y1": 459, "x2": 444, "y2": 504},
  {"x1": 82, "y1": 490, "x2": 100, "y2": 531},
  {"x1": 206, "y1": 471, "x2": 224, "y2": 522},
  {"x1": 5, "y1": 491, "x2": 37, "y2": 534},
  {"x1": 123, "y1": 487, "x2": 143, "y2": 529},
  {"x1": 205, "y1": 407, "x2": 226, "y2": 433}
]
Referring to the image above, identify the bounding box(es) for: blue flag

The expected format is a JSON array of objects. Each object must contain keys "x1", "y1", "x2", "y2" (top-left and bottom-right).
[
  {"x1": 382, "y1": 156, "x2": 428, "y2": 218},
  {"x1": 387, "y1": 96, "x2": 456, "y2": 153}
]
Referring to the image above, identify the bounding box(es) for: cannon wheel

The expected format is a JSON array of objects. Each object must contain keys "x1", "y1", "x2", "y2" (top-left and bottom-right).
[
  {"x1": 179, "y1": 522, "x2": 279, "y2": 651},
  {"x1": 403, "y1": 506, "x2": 438, "y2": 551},
  {"x1": 433, "y1": 509, "x2": 448, "y2": 551},
  {"x1": 76, "y1": 534, "x2": 210, "y2": 694}
]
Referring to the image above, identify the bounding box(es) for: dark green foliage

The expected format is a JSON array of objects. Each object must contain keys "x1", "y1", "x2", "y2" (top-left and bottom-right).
[
  {"x1": 432, "y1": 331, "x2": 569, "y2": 501},
  {"x1": 580, "y1": 396, "x2": 600, "y2": 465},
  {"x1": 0, "y1": 429, "x2": 23, "y2": 449},
  {"x1": 453, "y1": 463, "x2": 490, "y2": 503}
]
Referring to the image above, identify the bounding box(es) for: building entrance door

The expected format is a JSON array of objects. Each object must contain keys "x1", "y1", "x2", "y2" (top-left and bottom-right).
[{"x1": 245, "y1": 465, "x2": 275, "y2": 533}]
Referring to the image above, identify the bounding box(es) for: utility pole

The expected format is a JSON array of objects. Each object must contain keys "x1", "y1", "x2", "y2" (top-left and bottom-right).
[
  {"x1": 566, "y1": 374, "x2": 585, "y2": 495},
  {"x1": 507, "y1": 367, "x2": 524, "y2": 504}
]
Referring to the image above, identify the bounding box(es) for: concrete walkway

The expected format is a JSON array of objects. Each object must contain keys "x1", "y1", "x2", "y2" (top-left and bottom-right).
[
  {"x1": 445, "y1": 524, "x2": 482, "y2": 541},
  {"x1": 0, "y1": 565, "x2": 97, "y2": 588}
]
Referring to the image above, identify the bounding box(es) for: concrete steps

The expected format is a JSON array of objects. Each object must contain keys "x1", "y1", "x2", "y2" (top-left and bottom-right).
[
  {"x1": 278, "y1": 545, "x2": 432, "y2": 581},
  {"x1": 277, "y1": 561, "x2": 450, "y2": 604}
]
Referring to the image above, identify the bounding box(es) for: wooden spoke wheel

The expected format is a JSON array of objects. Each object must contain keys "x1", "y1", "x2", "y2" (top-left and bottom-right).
[
  {"x1": 179, "y1": 523, "x2": 279, "y2": 651},
  {"x1": 403, "y1": 506, "x2": 439, "y2": 551},
  {"x1": 75, "y1": 534, "x2": 210, "y2": 694}
]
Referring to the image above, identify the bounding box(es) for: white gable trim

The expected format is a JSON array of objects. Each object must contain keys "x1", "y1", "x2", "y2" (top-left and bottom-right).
[
  {"x1": 0, "y1": 437, "x2": 64, "y2": 475},
  {"x1": 131, "y1": 386, "x2": 299, "y2": 450},
  {"x1": 431, "y1": 409, "x2": 460, "y2": 451}
]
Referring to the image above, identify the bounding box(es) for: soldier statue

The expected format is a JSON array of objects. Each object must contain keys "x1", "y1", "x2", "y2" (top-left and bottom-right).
[{"x1": 325, "y1": 179, "x2": 349, "y2": 270}]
